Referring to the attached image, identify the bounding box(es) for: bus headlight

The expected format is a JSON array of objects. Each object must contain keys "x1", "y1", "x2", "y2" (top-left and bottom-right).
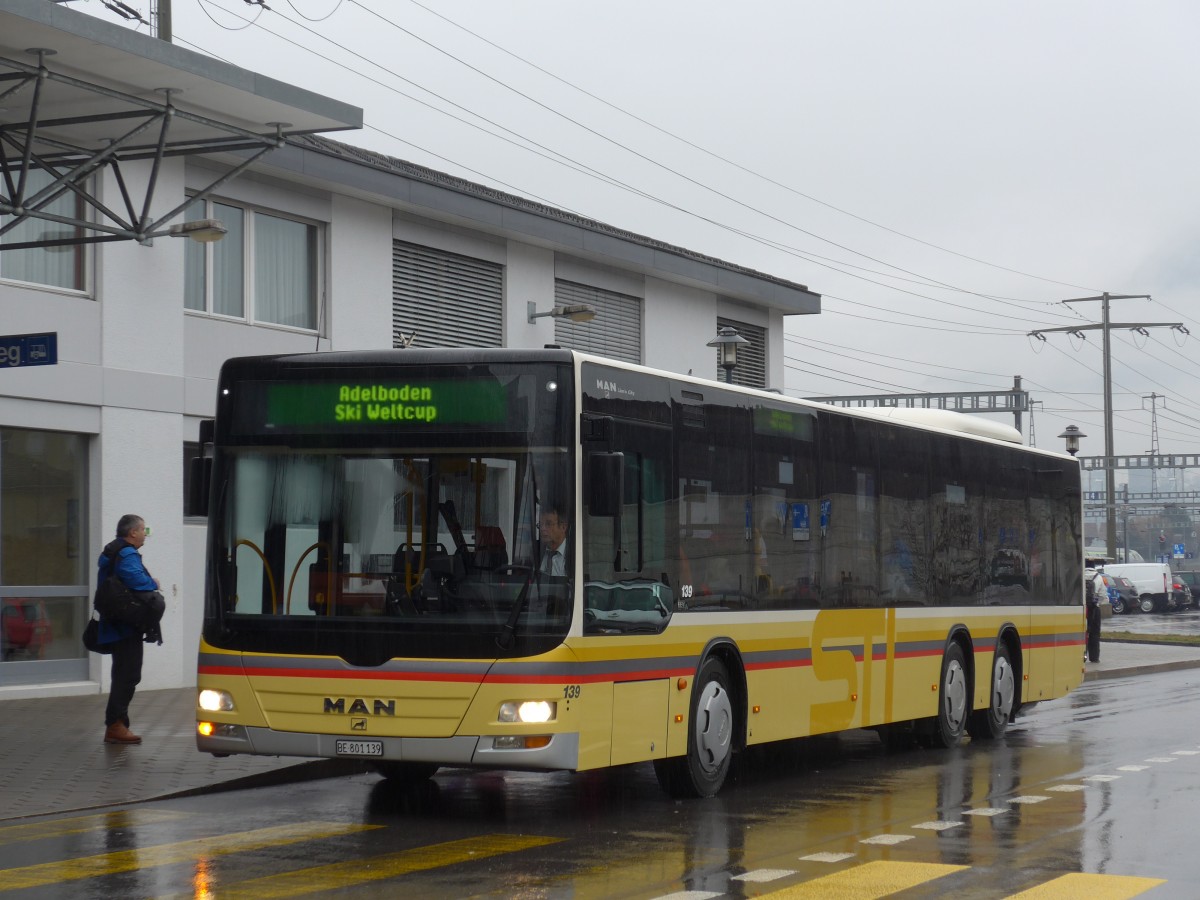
[
  {"x1": 498, "y1": 700, "x2": 557, "y2": 724},
  {"x1": 198, "y1": 689, "x2": 235, "y2": 712}
]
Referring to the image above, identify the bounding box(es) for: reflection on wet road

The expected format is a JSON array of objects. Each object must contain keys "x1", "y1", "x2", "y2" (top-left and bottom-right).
[{"x1": 3, "y1": 670, "x2": 1200, "y2": 898}]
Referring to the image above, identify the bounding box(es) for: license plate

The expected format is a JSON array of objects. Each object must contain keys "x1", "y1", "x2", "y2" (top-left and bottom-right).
[{"x1": 335, "y1": 739, "x2": 383, "y2": 757}]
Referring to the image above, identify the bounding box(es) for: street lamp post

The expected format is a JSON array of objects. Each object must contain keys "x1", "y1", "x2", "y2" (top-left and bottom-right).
[
  {"x1": 1058, "y1": 425, "x2": 1085, "y2": 457},
  {"x1": 1059, "y1": 425, "x2": 1089, "y2": 549},
  {"x1": 707, "y1": 326, "x2": 749, "y2": 384}
]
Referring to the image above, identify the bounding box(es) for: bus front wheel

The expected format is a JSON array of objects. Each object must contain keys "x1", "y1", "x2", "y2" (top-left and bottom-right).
[
  {"x1": 968, "y1": 643, "x2": 1014, "y2": 740},
  {"x1": 654, "y1": 656, "x2": 735, "y2": 798}
]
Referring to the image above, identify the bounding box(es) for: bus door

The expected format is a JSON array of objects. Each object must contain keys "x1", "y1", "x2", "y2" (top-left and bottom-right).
[{"x1": 582, "y1": 415, "x2": 673, "y2": 612}]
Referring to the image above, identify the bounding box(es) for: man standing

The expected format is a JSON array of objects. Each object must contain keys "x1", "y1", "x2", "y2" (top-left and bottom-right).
[
  {"x1": 97, "y1": 514, "x2": 160, "y2": 744},
  {"x1": 1085, "y1": 574, "x2": 1102, "y2": 664}
]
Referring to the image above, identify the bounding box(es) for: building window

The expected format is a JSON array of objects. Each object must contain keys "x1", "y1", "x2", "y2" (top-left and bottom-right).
[
  {"x1": 1, "y1": 427, "x2": 89, "y2": 683},
  {"x1": 392, "y1": 241, "x2": 503, "y2": 348},
  {"x1": 716, "y1": 316, "x2": 766, "y2": 389},
  {"x1": 184, "y1": 197, "x2": 320, "y2": 331},
  {"x1": 0, "y1": 168, "x2": 87, "y2": 292},
  {"x1": 183, "y1": 441, "x2": 203, "y2": 521},
  {"x1": 552, "y1": 280, "x2": 642, "y2": 363}
]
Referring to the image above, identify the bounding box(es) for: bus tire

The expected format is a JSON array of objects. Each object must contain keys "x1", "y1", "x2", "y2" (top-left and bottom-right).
[
  {"x1": 968, "y1": 642, "x2": 1014, "y2": 740},
  {"x1": 653, "y1": 656, "x2": 734, "y2": 798},
  {"x1": 372, "y1": 761, "x2": 440, "y2": 783},
  {"x1": 930, "y1": 642, "x2": 969, "y2": 748}
]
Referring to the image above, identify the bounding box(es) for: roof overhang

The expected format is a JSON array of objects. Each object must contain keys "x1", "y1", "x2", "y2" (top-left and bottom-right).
[{"x1": 0, "y1": 0, "x2": 361, "y2": 249}]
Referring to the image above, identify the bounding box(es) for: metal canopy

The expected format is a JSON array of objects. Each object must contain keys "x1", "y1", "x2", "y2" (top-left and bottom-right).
[{"x1": 0, "y1": 0, "x2": 362, "y2": 249}]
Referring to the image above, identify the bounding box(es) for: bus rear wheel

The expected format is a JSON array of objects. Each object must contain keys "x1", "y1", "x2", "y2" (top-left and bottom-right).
[
  {"x1": 372, "y1": 761, "x2": 440, "y2": 783},
  {"x1": 654, "y1": 656, "x2": 735, "y2": 798},
  {"x1": 968, "y1": 643, "x2": 1014, "y2": 740},
  {"x1": 927, "y1": 643, "x2": 969, "y2": 748}
]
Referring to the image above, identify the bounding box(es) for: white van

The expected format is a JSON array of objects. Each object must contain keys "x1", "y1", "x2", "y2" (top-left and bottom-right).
[{"x1": 1101, "y1": 562, "x2": 1182, "y2": 613}]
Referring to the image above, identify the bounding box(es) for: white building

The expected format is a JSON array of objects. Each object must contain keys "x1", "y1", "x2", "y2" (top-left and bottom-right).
[{"x1": 0, "y1": 1, "x2": 819, "y2": 698}]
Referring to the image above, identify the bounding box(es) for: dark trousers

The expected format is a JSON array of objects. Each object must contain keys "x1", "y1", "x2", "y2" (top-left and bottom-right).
[
  {"x1": 105, "y1": 633, "x2": 144, "y2": 727},
  {"x1": 1086, "y1": 602, "x2": 1102, "y2": 663}
]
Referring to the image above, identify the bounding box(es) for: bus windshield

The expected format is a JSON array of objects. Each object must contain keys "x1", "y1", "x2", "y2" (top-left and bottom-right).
[{"x1": 203, "y1": 358, "x2": 574, "y2": 662}]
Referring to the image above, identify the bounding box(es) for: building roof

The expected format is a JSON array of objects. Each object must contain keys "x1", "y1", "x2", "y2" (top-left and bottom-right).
[
  {"x1": 286, "y1": 134, "x2": 821, "y2": 316},
  {"x1": 0, "y1": 0, "x2": 360, "y2": 147}
]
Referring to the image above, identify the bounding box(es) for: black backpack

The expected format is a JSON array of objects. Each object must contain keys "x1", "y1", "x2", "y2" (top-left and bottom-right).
[{"x1": 94, "y1": 546, "x2": 165, "y2": 633}]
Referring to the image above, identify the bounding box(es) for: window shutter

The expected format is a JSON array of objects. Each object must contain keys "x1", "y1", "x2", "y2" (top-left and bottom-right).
[
  {"x1": 552, "y1": 280, "x2": 641, "y2": 363},
  {"x1": 716, "y1": 316, "x2": 766, "y2": 388},
  {"x1": 392, "y1": 241, "x2": 503, "y2": 348}
]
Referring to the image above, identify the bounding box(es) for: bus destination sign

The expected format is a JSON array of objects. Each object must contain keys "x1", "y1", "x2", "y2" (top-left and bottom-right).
[{"x1": 263, "y1": 379, "x2": 509, "y2": 429}]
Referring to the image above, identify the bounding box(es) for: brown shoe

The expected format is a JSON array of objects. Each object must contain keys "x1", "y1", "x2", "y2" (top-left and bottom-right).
[{"x1": 104, "y1": 722, "x2": 142, "y2": 744}]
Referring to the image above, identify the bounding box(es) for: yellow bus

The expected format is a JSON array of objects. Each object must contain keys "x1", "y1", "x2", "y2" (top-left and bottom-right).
[{"x1": 193, "y1": 349, "x2": 1084, "y2": 797}]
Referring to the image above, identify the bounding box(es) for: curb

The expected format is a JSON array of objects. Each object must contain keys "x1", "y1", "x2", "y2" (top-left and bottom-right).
[
  {"x1": 1085, "y1": 638, "x2": 1200, "y2": 682},
  {"x1": 1085, "y1": 658, "x2": 1200, "y2": 682}
]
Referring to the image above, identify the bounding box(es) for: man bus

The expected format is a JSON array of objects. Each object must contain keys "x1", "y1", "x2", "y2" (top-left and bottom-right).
[{"x1": 192, "y1": 349, "x2": 1084, "y2": 797}]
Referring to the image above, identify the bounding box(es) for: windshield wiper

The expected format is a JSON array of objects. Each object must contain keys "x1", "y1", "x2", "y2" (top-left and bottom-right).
[{"x1": 496, "y1": 572, "x2": 534, "y2": 650}]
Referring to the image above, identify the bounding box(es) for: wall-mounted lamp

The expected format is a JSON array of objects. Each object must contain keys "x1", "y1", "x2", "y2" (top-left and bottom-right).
[
  {"x1": 168, "y1": 218, "x2": 227, "y2": 243},
  {"x1": 707, "y1": 325, "x2": 750, "y2": 383},
  {"x1": 527, "y1": 301, "x2": 596, "y2": 324},
  {"x1": 1058, "y1": 424, "x2": 1086, "y2": 457}
]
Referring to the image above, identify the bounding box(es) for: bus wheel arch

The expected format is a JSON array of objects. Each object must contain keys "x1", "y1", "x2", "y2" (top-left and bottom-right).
[
  {"x1": 653, "y1": 641, "x2": 744, "y2": 798},
  {"x1": 968, "y1": 628, "x2": 1020, "y2": 740}
]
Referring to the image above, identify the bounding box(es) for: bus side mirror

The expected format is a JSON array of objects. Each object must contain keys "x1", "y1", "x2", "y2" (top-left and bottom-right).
[
  {"x1": 587, "y1": 452, "x2": 624, "y2": 517},
  {"x1": 187, "y1": 456, "x2": 211, "y2": 517}
]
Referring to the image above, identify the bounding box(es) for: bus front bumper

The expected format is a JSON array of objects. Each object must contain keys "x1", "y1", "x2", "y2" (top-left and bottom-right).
[{"x1": 197, "y1": 725, "x2": 581, "y2": 772}]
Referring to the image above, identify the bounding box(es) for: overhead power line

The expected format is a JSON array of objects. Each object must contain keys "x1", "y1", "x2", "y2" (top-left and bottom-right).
[{"x1": 395, "y1": 0, "x2": 1101, "y2": 294}]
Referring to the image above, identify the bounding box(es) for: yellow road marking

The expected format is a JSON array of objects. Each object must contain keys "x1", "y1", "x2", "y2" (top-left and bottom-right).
[
  {"x1": 161, "y1": 833, "x2": 564, "y2": 900},
  {"x1": 180, "y1": 835, "x2": 564, "y2": 897},
  {"x1": 0, "y1": 810, "x2": 187, "y2": 846},
  {"x1": 762, "y1": 860, "x2": 967, "y2": 898},
  {"x1": 0, "y1": 821, "x2": 378, "y2": 891},
  {"x1": 1006, "y1": 872, "x2": 1167, "y2": 899}
]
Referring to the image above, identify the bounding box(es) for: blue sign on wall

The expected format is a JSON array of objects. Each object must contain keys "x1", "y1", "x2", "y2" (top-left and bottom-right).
[
  {"x1": 0, "y1": 333, "x2": 57, "y2": 368},
  {"x1": 791, "y1": 502, "x2": 810, "y2": 542}
]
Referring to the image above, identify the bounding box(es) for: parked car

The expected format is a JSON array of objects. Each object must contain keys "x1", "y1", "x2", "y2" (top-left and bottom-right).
[
  {"x1": 1101, "y1": 573, "x2": 1139, "y2": 615},
  {"x1": 1, "y1": 598, "x2": 53, "y2": 660},
  {"x1": 1174, "y1": 570, "x2": 1200, "y2": 608},
  {"x1": 1172, "y1": 577, "x2": 1194, "y2": 610},
  {"x1": 1102, "y1": 562, "x2": 1181, "y2": 613}
]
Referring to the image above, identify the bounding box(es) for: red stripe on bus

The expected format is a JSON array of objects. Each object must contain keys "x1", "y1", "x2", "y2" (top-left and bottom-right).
[{"x1": 891, "y1": 649, "x2": 943, "y2": 660}]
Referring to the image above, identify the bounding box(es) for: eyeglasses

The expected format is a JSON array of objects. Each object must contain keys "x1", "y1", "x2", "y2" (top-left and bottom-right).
[{"x1": 143, "y1": 526, "x2": 151, "y2": 537}]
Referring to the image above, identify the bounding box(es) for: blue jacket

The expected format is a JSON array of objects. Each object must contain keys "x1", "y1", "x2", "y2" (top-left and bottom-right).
[{"x1": 96, "y1": 539, "x2": 157, "y2": 642}]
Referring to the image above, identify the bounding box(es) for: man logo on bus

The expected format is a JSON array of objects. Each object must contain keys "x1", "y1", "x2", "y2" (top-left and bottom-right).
[{"x1": 323, "y1": 697, "x2": 397, "y2": 716}]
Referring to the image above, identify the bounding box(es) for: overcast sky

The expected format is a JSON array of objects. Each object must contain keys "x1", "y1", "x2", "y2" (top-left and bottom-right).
[{"x1": 82, "y1": 0, "x2": 1200, "y2": 460}]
